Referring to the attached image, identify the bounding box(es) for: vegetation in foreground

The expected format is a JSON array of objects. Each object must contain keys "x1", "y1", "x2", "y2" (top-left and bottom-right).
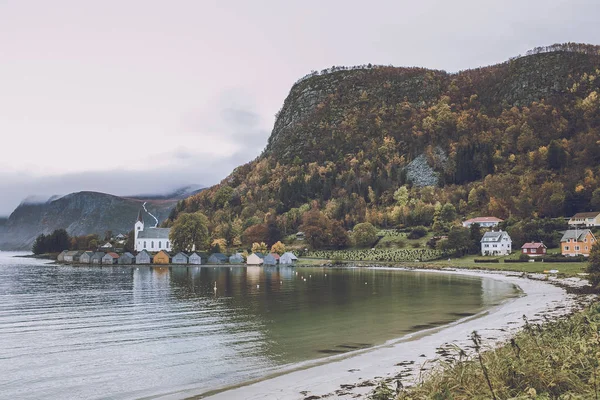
[{"x1": 368, "y1": 302, "x2": 600, "y2": 400}]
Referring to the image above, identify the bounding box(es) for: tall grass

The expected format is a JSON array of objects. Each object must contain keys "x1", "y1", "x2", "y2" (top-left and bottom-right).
[{"x1": 391, "y1": 303, "x2": 600, "y2": 399}]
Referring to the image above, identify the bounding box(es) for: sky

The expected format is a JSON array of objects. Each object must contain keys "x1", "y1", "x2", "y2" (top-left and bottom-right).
[{"x1": 1, "y1": 0, "x2": 599, "y2": 215}]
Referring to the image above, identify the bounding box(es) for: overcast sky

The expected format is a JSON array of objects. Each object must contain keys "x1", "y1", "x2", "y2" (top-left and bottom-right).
[{"x1": 1, "y1": 0, "x2": 599, "y2": 215}]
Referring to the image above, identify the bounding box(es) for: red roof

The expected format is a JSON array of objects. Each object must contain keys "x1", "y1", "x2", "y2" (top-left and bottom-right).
[
  {"x1": 464, "y1": 217, "x2": 503, "y2": 223},
  {"x1": 107, "y1": 252, "x2": 119, "y2": 258},
  {"x1": 521, "y1": 242, "x2": 546, "y2": 249},
  {"x1": 271, "y1": 253, "x2": 280, "y2": 260}
]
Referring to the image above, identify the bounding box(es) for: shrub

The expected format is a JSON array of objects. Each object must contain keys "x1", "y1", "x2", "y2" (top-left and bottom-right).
[
  {"x1": 407, "y1": 226, "x2": 428, "y2": 239},
  {"x1": 519, "y1": 253, "x2": 530, "y2": 262}
]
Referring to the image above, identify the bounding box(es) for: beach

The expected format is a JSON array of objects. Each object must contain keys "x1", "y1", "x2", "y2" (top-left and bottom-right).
[{"x1": 198, "y1": 269, "x2": 588, "y2": 400}]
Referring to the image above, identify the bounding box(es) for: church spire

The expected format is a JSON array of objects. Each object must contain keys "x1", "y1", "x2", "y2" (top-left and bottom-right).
[{"x1": 137, "y1": 209, "x2": 144, "y2": 223}]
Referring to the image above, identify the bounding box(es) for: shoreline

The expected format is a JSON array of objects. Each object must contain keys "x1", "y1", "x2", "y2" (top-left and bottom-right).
[{"x1": 189, "y1": 268, "x2": 589, "y2": 400}]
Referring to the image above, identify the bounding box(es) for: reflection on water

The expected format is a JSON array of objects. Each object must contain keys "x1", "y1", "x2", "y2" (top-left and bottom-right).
[{"x1": 0, "y1": 253, "x2": 518, "y2": 399}]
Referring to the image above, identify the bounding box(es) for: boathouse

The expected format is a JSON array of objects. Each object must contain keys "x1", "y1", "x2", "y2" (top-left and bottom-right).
[
  {"x1": 136, "y1": 250, "x2": 152, "y2": 264},
  {"x1": 172, "y1": 252, "x2": 189, "y2": 264}
]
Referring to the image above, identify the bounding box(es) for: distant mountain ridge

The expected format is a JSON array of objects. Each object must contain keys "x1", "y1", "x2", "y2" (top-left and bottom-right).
[{"x1": 0, "y1": 186, "x2": 201, "y2": 250}]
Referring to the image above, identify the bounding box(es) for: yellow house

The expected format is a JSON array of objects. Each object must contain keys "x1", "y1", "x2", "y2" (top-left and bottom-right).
[
  {"x1": 153, "y1": 250, "x2": 171, "y2": 264},
  {"x1": 568, "y1": 211, "x2": 600, "y2": 227},
  {"x1": 560, "y1": 229, "x2": 597, "y2": 257}
]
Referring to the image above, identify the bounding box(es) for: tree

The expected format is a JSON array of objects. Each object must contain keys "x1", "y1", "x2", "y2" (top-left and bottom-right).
[
  {"x1": 591, "y1": 188, "x2": 600, "y2": 209},
  {"x1": 170, "y1": 212, "x2": 210, "y2": 252},
  {"x1": 329, "y1": 220, "x2": 350, "y2": 249},
  {"x1": 393, "y1": 186, "x2": 409, "y2": 207},
  {"x1": 252, "y1": 242, "x2": 268, "y2": 253},
  {"x1": 300, "y1": 207, "x2": 332, "y2": 249},
  {"x1": 32, "y1": 234, "x2": 47, "y2": 254},
  {"x1": 242, "y1": 224, "x2": 269, "y2": 245},
  {"x1": 124, "y1": 230, "x2": 135, "y2": 253},
  {"x1": 468, "y1": 223, "x2": 482, "y2": 254},
  {"x1": 211, "y1": 238, "x2": 227, "y2": 253},
  {"x1": 352, "y1": 222, "x2": 379, "y2": 247},
  {"x1": 270, "y1": 241, "x2": 286, "y2": 255},
  {"x1": 587, "y1": 242, "x2": 600, "y2": 287}
]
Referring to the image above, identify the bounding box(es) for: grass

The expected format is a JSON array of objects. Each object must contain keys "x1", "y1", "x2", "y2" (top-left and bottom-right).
[
  {"x1": 380, "y1": 302, "x2": 600, "y2": 400},
  {"x1": 427, "y1": 255, "x2": 588, "y2": 277}
]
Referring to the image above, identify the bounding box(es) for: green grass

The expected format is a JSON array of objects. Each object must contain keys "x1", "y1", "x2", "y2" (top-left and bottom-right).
[{"x1": 427, "y1": 255, "x2": 588, "y2": 276}]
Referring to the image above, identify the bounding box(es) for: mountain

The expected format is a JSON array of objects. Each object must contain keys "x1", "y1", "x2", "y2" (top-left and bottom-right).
[
  {"x1": 0, "y1": 190, "x2": 184, "y2": 250},
  {"x1": 167, "y1": 43, "x2": 600, "y2": 246},
  {"x1": 129, "y1": 185, "x2": 205, "y2": 201}
]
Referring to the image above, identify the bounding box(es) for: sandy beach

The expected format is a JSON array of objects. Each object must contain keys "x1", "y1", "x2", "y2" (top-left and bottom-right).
[{"x1": 193, "y1": 269, "x2": 587, "y2": 400}]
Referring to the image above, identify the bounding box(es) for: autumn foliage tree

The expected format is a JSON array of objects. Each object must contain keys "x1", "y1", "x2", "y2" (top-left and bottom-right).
[{"x1": 169, "y1": 212, "x2": 210, "y2": 252}]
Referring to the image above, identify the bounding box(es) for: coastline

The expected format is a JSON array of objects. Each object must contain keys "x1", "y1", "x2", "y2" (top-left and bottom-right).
[{"x1": 191, "y1": 268, "x2": 588, "y2": 400}]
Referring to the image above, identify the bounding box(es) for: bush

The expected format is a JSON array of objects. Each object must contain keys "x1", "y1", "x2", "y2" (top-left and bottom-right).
[
  {"x1": 407, "y1": 226, "x2": 428, "y2": 239},
  {"x1": 411, "y1": 242, "x2": 422, "y2": 248},
  {"x1": 519, "y1": 253, "x2": 530, "y2": 262},
  {"x1": 304, "y1": 248, "x2": 443, "y2": 262}
]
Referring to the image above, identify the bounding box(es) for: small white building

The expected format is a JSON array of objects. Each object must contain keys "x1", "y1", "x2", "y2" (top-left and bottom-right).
[
  {"x1": 480, "y1": 230, "x2": 512, "y2": 256},
  {"x1": 463, "y1": 217, "x2": 503, "y2": 228},
  {"x1": 246, "y1": 253, "x2": 263, "y2": 265},
  {"x1": 134, "y1": 210, "x2": 172, "y2": 252}
]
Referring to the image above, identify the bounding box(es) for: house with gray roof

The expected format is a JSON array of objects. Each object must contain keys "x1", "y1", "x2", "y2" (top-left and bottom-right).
[
  {"x1": 280, "y1": 252, "x2": 298, "y2": 264},
  {"x1": 480, "y1": 230, "x2": 512, "y2": 256},
  {"x1": 102, "y1": 252, "x2": 119, "y2": 264},
  {"x1": 64, "y1": 251, "x2": 81, "y2": 263},
  {"x1": 118, "y1": 252, "x2": 135, "y2": 264},
  {"x1": 91, "y1": 252, "x2": 105, "y2": 264},
  {"x1": 208, "y1": 253, "x2": 227, "y2": 264},
  {"x1": 57, "y1": 250, "x2": 68, "y2": 262},
  {"x1": 263, "y1": 253, "x2": 277, "y2": 265},
  {"x1": 79, "y1": 251, "x2": 94, "y2": 264},
  {"x1": 189, "y1": 252, "x2": 202, "y2": 265},
  {"x1": 229, "y1": 253, "x2": 244, "y2": 264},
  {"x1": 136, "y1": 250, "x2": 152, "y2": 264},
  {"x1": 172, "y1": 252, "x2": 189, "y2": 264}
]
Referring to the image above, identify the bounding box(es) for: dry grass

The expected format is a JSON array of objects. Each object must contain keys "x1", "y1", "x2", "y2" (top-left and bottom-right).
[{"x1": 382, "y1": 303, "x2": 600, "y2": 400}]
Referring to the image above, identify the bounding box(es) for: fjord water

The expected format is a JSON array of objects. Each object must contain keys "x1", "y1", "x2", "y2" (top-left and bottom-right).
[{"x1": 0, "y1": 253, "x2": 518, "y2": 399}]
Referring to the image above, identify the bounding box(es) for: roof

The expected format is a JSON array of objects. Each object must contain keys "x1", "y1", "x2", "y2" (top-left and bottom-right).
[
  {"x1": 136, "y1": 250, "x2": 152, "y2": 257},
  {"x1": 571, "y1": 212, "x2": 600, "y2": 219},
  {"x1": 91, "y1": 252, "x2": 105, "y2": 258},
  {"x1": 101, "y1": 242, "x2": 112, "y2": 248},
  {"x1": 254, "y1": 252, "x2": 265, "y2": 258},
  {"x1": 464, "y1": 217, "x2": 503, "y2": 224},
  {"x1": 189, "y1": 252, "x2": 201, "y2": 258},
  {"x1": 209, "y1": 253, "x2": 227, "y2": 260},
  {"x1": 121, "y1": 252, "x2": 135, "y2": 258},
  {"x1": 174, "y1": 252, "x2": 189, "y2": 258},
  {"x1": 521, "y1": 242, "x2": 546, "y2": 249},
  {"x1": 271, "y1": 253, "x2": 280, "y2": 260},
  {"x1": 104, "y1": 252, "x2": 119, "y2": 258},
  {"x1": 560, "y1": 229, "x2": 594, "y2": 242},
  {"x1": 281, "y1": 252, "x2": 298, "y2": 260},
  {"x1": 480, "y1": 231, "x2": 510, "y2": 243},
  {"x1": 137, "y1": 210, "x2": 144, "y2": 223},
  {"x1": 65, "y1": 250, "x2": 79, "y2": 256},
  {"x1": 137, "y1": 228, "x2": 171, "y2": 239}
]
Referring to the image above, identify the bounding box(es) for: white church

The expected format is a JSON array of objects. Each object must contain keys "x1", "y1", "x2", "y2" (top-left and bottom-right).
[{"x1": 134, "y1": 210, "x2": 172, "y2": 252}]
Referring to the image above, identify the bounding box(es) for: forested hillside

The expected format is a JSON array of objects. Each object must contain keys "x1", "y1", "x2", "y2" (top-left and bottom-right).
[{"x1": 167, "y1": 43, "x2": 600, "y2": 249}]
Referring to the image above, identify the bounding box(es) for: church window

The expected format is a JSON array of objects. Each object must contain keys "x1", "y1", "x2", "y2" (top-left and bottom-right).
[
  {"x1": 151, "y1": 241, "x2": 154, "y2": 249},
  {"x1": 159, "y1": 241, "x2": 162, "y2": 248},
  {"x1": 166, "y1": 241, "x2": 170, "y2": 248}
]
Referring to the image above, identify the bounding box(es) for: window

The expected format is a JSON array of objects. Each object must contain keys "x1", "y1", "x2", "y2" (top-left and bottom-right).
[
  {"x1": 159, "y1": 241, "x2": 162, "y2": 248},
  {"x1": 575, "y1": 246, "x2": 580, "y2": 251},
  {"x1": 565, "y1": 246, "x2": 570, "y2": 251},
  {"x1": 151, "y1": 241, "x2": 154, "y2": 249},
  {"x1": 144, "y1": 241, "x2": 147, "y2": 248},
  {"x1": 166, "y1": 241, "x2": 170, "y2": 248},
  {"x1": 585, "y1": 246, "x2": 589, "y2": 251}
]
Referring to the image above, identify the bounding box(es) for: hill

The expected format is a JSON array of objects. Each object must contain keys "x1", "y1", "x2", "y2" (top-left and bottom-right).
[
  {"x1": 0, "y1": 191, "x2": 178, "y2": 250},
  {"x1": 169, "y1": 44, "x2": 600, "y2": 248}
]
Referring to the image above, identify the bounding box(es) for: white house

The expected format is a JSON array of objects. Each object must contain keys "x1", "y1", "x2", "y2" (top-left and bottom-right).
[
  {"x1": 480, "y1": 230, "x2": 512, "y2": 256},
  {"x1": 134, "y1": 210, "x2": 171, "y2": 252},
  {"x1": 463, "y1": 217, "x2": 503, "y2": 228},
  {"x1": 568, "y1": 212, "x2": 600, "y2": 227},
  {"x1": 246, "y1": 253, "x2": 263, "y2": 265}
]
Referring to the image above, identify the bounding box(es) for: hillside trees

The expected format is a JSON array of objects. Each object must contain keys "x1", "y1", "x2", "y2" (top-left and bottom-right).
[
  {"x1": 352, "y1": 222, "x2": 379, "y2": 247},
  {"x1": 32, "y1": 229, "x2": 70, "y2": 254}
]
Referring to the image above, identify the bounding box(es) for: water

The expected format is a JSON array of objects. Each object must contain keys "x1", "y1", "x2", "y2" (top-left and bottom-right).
[{"x1": 0, "y1": 252, "x2": 519, "y2": 399}]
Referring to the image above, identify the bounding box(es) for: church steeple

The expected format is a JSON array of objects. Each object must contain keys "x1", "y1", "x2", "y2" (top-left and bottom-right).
[{"x1": 137, "y1": 209, "x2": 144, "y2": 223}]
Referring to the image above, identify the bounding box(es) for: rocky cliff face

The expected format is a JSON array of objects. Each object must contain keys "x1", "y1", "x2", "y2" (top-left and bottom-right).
[{"x1": 0, "y1": 191, "x2": 177, "y2": 250}]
